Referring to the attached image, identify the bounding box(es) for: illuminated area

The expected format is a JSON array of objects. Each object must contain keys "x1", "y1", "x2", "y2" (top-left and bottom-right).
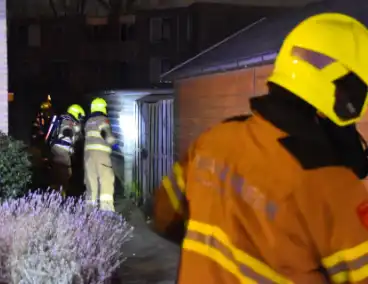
[{"x1": 119, "y1": 114, "x2": 138, "y2": 143}]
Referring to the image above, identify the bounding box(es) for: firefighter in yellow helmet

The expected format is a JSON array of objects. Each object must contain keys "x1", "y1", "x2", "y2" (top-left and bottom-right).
[
  {"x1": 84, "y1": 98, "x2": 117, "y2": 212},
  {"x1": 48, "y1": 104, "x2": 85, "y2": 194},
  {"x1": 152, "y1": 13, "x2": 368, "y2": 283}
]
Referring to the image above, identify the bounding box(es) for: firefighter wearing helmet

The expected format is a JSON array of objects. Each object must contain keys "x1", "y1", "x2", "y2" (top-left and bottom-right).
[
  {"x1": 49, "y1": 104, "x2": 85, "y2": 194},
  {"x1": 152, "y1": 13, "x2": 368, "y2": 283},
  {"x1": 84, "y1": 98, "x2": 117, "y2": 212}
]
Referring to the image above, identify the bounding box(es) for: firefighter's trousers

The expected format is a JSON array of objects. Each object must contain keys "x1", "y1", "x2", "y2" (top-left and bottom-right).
[
  {"x1": 84, "y1": 150, "x2": 115, "y2": 212},
  {"x1": 50, "y1": 144, "x2": 72, "y2": 194}
]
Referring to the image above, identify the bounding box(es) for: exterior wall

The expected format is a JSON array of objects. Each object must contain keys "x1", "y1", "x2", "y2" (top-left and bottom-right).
[
  {"x1": 176, "y1": 64, "x2": 368, "y2": 159},
  {"x1": 0, "y1": 0, "x2": 7, "y2": 134},
  {"x1": 175, "y1": 64, "x2": 273, "y2": 157}
]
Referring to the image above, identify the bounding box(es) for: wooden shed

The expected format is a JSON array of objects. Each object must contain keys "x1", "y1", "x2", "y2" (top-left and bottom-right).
[
  {"x1": 87, "y1": 89, "x2": 174, "y2": 204},
  {"x1": 161, "y1": 0, "x2": 368, "y2": 159}
]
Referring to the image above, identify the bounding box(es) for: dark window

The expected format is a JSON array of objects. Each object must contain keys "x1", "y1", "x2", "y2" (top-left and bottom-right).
[
  {"x1": 186, "y1": 15, "x2": 192, "y2": 41},
  {"x1": 87, "y1": 24, "x2": 108, "y2": 42},
  {"x1": 120, "y1": 24, "x2": 135, "y2": 41},
  {"x1": 150, "y1": 17, "x2": 172, "y2": 42}
]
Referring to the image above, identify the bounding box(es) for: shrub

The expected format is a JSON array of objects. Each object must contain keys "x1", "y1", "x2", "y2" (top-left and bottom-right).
[
  {"x1": 0, "y1": 190, "x2": 134, "y2": 284},
  {"x1": 0, "y1": 132, "x2": 32, "y2": 200}
]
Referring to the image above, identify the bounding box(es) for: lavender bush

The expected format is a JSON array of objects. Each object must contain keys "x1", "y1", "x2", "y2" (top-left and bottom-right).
[{"x1": 0, "y1": 190, "x2": 133, "y2": 284}]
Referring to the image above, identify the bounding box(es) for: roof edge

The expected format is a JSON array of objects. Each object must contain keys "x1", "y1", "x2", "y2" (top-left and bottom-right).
[
  {"x1": 160, "y1": 17, "x2": 267, "y2": 80},
  {"x1": 165, "y1": 51, "x2": 277, "y2": 81}
]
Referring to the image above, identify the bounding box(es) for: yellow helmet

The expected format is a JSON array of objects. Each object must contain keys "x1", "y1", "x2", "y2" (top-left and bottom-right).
[
  {"x1": 67, "y1": 104, "x2": 85, "y2": 120},
  {"x1": 268, "y1": 13, "x2": 368, "y2": 126},
  {"x1": 91, "y1": 97, "x2": 107, "y2": 115}
]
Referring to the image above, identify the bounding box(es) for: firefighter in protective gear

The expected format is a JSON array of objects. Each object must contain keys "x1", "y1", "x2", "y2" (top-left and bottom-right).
[
  {"x1": 153, "y1": 13, "x2": 368, "y2": 283},
  {"x1": 84, "y1": 97, "x2": 117, "y2": 212},
  {"x1": 50, "y1": 104, "x2": 85, "y2": 194}
]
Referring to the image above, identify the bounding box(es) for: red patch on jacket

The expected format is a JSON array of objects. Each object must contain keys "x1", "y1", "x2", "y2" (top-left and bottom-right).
[{"x1": 357, "y1": 201, "x2": 368, "y2": 228}]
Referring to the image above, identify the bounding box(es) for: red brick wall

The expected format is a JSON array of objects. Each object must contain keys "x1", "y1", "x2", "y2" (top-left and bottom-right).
[{"x1": 175, "y1": 65, "x2": 273, "y2": 157}]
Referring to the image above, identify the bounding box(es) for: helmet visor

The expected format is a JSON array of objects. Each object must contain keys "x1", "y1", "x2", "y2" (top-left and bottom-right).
[{"x1": 292, "y1": 46, "x2": 368, "y2": 122}]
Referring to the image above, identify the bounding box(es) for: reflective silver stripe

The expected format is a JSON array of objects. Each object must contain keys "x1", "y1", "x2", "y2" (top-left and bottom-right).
[
  {"x1": 86, "y1": 131, "x2": 101, "y2": 137},
  {"x1": 86, "y1": 136, "x2": 108, "y2": 147},
  {"x1": 99, "y1": 123, "x2": 110, "y2": 131},
  {"x1": 106, "y1": 136, "x2": 116, "y2": 145},
  {"x1": 85, "y1": 144, "x2": 111, "y2": 153},
  {"x1": 53, "y1": 144, "x2": 71, "y2": 151}
]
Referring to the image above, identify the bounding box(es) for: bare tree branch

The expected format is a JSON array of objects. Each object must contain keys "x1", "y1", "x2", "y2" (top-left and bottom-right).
[
  {"x1": 48, "y1": 0, "x2": 58, "y2": 17},
  {"x1": 96, "y1": 0, "x2": 111, "y2": 11},
  {"x1": 62, "y1": 0, "x2": 68, "y2": 16},
  {"x1": 125, "y1": 0, "x2": 136, "y2": 12},
  {"x1": 109, "y1": 0, "x2": 122, "y2": 15},
  {"x1": 80, "y1": 0, "x2": 87, "y2": 14}
]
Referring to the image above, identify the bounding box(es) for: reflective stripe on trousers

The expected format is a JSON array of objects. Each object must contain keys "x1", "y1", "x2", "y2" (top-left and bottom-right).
[
  {"x1": 322, "y1": 241, "x2": 368, "y2": 283},
  {"x1": 100, "y1": 194, "x2": 115, "y2": 211},
  {"x1": 162, "y1": 162, "x2": 186, "y2": 211},
  {"x1": 183, "y1": 220, "x2": 292, "y2": 284},
  {"x1": 85, "y1": 144, "x2": 111, "y2": 153}
]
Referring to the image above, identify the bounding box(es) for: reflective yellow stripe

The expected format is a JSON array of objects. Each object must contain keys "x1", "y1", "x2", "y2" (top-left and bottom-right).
[
  {"x1": 100, "y1": 194, "x2": 113, "y2": 201},
  {"x1": 86, "y1": 131, "x2": 101, "y2": 137},
  {"x1": 322, "y1": 241, "x2": 368, "y2": 283},
  {"x1": 185, "y1": 220, "x2": 291, "y2": 284},
  {"x1": 183, "y1": 239, "x2": 257, "y2": 284},
  {"x1": 173, "y1": 162, "x2": 185, "y2": 190},
  {"x1": 162, "y1": 176, "x2": 179, "y2": 210},
  {"x1": 161, "y1": 162, "x2": 186, "y2": 211},
  {"x1": 85, "y1": 144, "x2": 111, "y2": 153}
]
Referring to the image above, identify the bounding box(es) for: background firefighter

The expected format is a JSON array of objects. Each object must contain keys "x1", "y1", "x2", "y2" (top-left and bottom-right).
[
  {"x1": 84, "y1": 97, "x2": 117, "y2": 212},
  {"x1": 49, "y1": 104, "x2": 85, "y2": 195},
  {"x1": 152, "y1": 13, "x2": 368, "y2": 283}
]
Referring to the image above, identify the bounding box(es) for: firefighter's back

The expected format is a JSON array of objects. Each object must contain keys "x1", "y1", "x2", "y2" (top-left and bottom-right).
[{"x1": 178, "y1": 114, "x2": 324, "y2": 284}]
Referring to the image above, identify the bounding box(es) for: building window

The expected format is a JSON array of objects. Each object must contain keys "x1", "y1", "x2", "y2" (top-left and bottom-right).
[
  {"x1": 87, "y1": 24, "x2": 108, "y2": 42},
  {"x1": 149, "y1": 57, "x2": 171, "y2": 83},
  {"x1": 17, "y1": 24, "x2": 41, "y2": 47},
  {"x1": 120, "y1": 24, "x2": 135, "y2": 41},
  {"x1": 150, "y1": 17, "x2": 172, "y2": 42}
]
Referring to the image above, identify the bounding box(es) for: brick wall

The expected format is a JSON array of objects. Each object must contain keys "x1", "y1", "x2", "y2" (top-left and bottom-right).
[
  {"x1": 175, "y1": 64, "x2": 368, "y2": 160},
  {"x1": 175, "y1": 64, "x2": 273, "y2": 157}
]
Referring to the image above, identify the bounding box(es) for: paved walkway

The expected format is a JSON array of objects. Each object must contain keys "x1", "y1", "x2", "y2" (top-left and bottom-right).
[{"x1": 117, "y1": 204, "x2": 180, "y2": 283}]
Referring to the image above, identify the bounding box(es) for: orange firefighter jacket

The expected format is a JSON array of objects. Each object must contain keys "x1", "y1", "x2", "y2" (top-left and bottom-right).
[{"x1": 153, "y1": 94, "x2": 368, "y2": 284}]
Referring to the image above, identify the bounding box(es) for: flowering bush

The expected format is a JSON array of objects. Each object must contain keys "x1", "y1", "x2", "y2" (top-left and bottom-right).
[
  {"x1": 0, "y1": 132, "x2": 32, "y2": 200},
  {"x1": 0, "y1": 190, "x2": 133, "y2": 284}
]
